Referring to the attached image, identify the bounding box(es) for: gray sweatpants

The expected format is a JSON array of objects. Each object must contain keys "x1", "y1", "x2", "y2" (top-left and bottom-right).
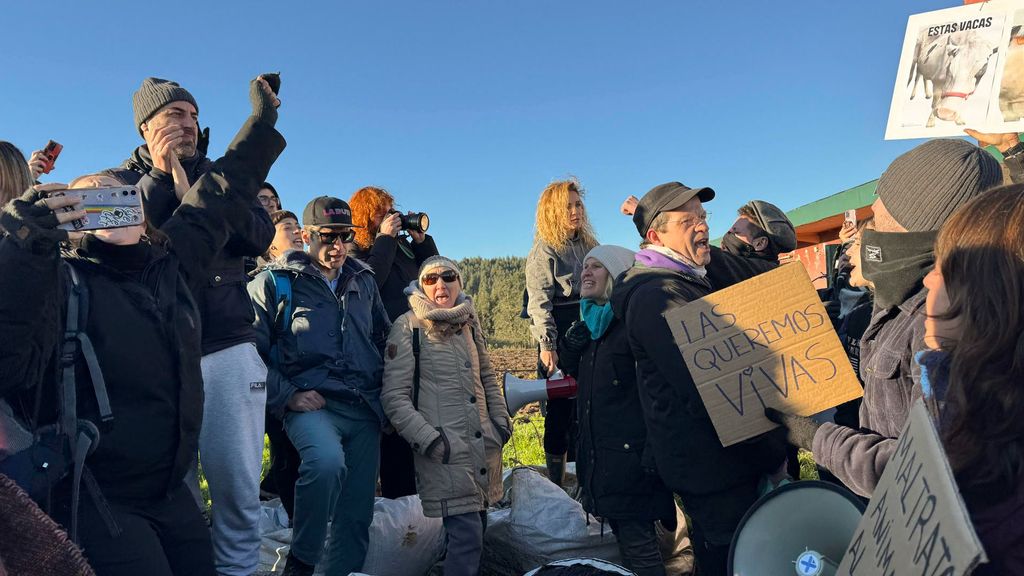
[{"x1": 196, "y1": 342, "x2": 268, "y2": 576}]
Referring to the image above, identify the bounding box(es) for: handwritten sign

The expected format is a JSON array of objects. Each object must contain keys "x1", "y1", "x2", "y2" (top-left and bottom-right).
[
  {"x1": 665, "y1": 262, "x2": 862, "y2": 446},
  {"x1": 837, "y1": 400, "x2": 987, "y2": 575}
]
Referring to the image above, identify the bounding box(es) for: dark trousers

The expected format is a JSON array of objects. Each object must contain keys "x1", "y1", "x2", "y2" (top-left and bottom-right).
[
  {"x1": 442, "y1": 511, "x2": 488, "y2": 576},
  {"x1": 539, "y1": 302, "x2": 580, "y2": 459},
  {"x1": 678, "y1": 480, "x2": 759, "y2": 576},
  {"x1": 262, "y1": 410, "x2": 300, "y2": 518},
  {"x1": 57, "y1": 483, "x2": 215, "y2": 576},
  {"x1": 608, "y1": 519, "x2": 666, "y2": 576},
  {"x1": 379, "y1": 429, "x2": 417, "y2": 499}
]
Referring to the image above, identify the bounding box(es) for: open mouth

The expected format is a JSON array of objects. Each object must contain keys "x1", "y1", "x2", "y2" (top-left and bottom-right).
[{"x1": 695, "y1": 239, "x2": 710, "y2": 250}]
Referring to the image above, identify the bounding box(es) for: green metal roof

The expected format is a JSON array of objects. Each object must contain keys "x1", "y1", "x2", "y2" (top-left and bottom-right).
[{"x1": 784, "y1": 179, "x2": 877, "y2": 228}]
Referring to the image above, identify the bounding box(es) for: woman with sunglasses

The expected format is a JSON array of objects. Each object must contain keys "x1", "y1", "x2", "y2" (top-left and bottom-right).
[
  {"x1": 524, "y1": 178, "x2": 598, "y2": 486},
  {"x1": 382, "y1": 256, "x2": 512, "y2": 576}
]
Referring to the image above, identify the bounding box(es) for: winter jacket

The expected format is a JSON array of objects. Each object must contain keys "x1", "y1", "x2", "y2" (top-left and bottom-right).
[
  {"x1": 350, "y1": 234, "x2": 438, "y2": 322},
  {"x1": 812, "y1": 290, "x2": 928, "y2": 497},
  {"x1": 525, "y1": 235, "x2": 592, "y2": 351},
  {"x1": 249, "y1": 251, "x2": 391, "y2": 421},
  {"x1": 381, "y1": 297, "x2": 511, "y2": 518},
  {"x1": 575, "y1": 317, "x2": 675, "y2": 522},
  {"x1": 0, "y1": 117, "x2": 285, "y2": 502},
  {"x1": 104, "y1": 143, "x2": 275, "y2": 355},
  {"x1": 610, "y1": 246, "x2": 785, "y2": 542}
]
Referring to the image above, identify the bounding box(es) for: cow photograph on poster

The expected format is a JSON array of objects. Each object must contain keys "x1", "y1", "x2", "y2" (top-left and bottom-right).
[{"x1": 885, "y1": 3, "x2": 1024, "y2": 139}]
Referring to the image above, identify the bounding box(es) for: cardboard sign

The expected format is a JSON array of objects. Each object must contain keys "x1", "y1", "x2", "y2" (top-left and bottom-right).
[
  {"x1": 885, "y1": 2, "x2": 1024, "y2": 139},
  {"x1": 837, "y1": 400, "x2": 987, "y2": 575},
  {"x1": 665, "y1": 262, "x2": 862, "y2": 447}
]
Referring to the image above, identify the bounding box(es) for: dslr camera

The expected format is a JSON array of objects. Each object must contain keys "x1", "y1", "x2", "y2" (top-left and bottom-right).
[{"x1": 388, "y1": 209, "x2": 430, "y2": 233}]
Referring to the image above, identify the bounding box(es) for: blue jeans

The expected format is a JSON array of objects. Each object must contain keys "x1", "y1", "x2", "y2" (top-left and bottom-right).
[{"x1": 284, "y1": 398, "x2": 381, "y2": 574}]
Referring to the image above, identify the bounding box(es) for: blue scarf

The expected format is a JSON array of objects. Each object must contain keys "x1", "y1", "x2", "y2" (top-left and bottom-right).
[{"x1": 580, "y1": 298, "x2": 615, "y2": 340}]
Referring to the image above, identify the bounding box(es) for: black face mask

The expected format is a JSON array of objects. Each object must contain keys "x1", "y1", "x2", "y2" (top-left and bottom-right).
[
  {"x1": 721, "y1": 232, "x2": 775, "y2": 262},
  {"x1": 860, "y1": 229, "x2": 937, "y2": 309}
]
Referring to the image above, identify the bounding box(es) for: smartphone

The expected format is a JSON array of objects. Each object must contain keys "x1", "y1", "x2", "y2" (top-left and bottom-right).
[
  {"x1": 54, "y1": 186, "x2": 146, "y2": 232},
  {"x1": 844, "y1": 209, "x2": 857, "y2": 227},
  {"x1": 39, "y1": 140, "x2": 63, "y2": 175}
]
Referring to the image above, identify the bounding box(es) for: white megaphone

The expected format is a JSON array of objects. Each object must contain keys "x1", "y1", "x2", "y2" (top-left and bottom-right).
[
  {"x1": 729, "y1": 480, "x2": 865, "y2": 576},
  {"x1": 503, "y1": 370, "x2": 578, "y2": 416}
]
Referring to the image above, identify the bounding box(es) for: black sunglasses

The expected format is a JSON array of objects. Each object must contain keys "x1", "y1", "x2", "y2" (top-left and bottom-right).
[
  {"x1": 312, "y1": 229, "x2": 355, "y2": 244},
  {"x1": 422, "y1": 271, "x2": 459, "y2": 286}
]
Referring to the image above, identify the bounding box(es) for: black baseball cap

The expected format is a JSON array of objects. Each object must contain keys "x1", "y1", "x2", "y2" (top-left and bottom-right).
[
  {"x1": 302, "y1": 196, "x2": 361, "y2": 228},
  {"x1": 633, "y1": 181, "x2": 715, "y2": 237}
]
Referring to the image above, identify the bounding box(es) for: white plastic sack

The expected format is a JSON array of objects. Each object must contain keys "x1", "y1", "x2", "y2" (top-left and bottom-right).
[
  {"x1": 482, "y1": 467, "x2": 622, "y2": 576},
  {"x1": 258, "y1": 495, "x2": 445, "y2": 576}
]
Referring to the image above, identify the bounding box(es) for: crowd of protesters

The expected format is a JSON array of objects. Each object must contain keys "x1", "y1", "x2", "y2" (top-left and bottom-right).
[{"x1": 0, "y1": 72, "x2": 1022, "y2": 576}]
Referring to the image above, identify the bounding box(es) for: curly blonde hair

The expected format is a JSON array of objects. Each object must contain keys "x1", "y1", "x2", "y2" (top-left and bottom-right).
[
  {"x1": 533, "y1": 178, "x2": 597, "y2": 250},
  {"x1": 349, "y1": 186, "x2": 394, "y2": 250}
]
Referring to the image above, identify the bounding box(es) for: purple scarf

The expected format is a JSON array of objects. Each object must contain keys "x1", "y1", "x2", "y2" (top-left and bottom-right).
[{"x1": 635, "y1": 248, "x2": 696, "y2": 275}]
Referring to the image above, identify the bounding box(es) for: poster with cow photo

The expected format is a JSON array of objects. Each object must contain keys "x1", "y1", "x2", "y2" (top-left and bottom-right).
[{"x1": 885, "y1": 2, "x2": 1024, "y2": 140}]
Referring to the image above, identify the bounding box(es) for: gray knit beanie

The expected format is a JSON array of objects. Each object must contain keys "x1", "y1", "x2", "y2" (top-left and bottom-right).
[
  {"x1": 585, "y1": 245, "x2": 635, "y2": 284},
  {"x1": 419, "y1": 255, "x2": 462, "y2": 280},
  {"x1": 132, "y1": 77, "x2": 198, "y2": 135},
  {"x1": 876, "y1": 139, "x2": 1001, "y2": 232}
]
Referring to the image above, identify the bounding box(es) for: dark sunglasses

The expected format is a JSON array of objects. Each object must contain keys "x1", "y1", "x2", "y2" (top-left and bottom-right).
[
  {"x1": 422, "y1": 271, "x2": 459, "y2": 286},
  {"x1": 312, "y1": 229, "x2": 355, "y2": 244}
]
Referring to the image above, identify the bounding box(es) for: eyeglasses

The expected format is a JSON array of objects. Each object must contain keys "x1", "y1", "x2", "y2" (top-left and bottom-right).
[
  {"x1": 257, "y1": 195, "x2": 278, "y2": 206},
  {"x1": 312, "y1": 229, "x2": 355, "y2": 244},
  {"x1": 422, "y1": 271, "x2": 459, "y2": 286},
  {"x1": 663, "y1": 211, "x2": 711, "y2": 229}
]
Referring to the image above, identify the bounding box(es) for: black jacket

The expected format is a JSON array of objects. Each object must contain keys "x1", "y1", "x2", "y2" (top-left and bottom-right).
[
  {"x1": 1, "y1": 117, "x2": 285, "y2": 502},
  {"x1": 574, "y1": 318, "x2": 675, "y2": 522},
  {"x1": 610, "y1": 247, "x2": 784, "y2": 540},
  {"x1": 350, "y1": 234, "x2": 438, "y2": 322},
  {"x1": 103, "y1": 143, "x2": 276, "y2": 355}
]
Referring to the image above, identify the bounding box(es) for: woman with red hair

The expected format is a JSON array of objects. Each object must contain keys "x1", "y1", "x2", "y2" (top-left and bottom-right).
[{"x1": 348, "y1": 185, "x2": 438, "y2": 499}]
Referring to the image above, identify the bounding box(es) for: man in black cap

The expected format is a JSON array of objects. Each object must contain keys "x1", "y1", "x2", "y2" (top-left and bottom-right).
[
  {"x1": 768, "y1": 138, "x2": 1004, "y2": 498},
  {"x1": 249, "y1": 196, "x2": 390, "y2": 576},
  {"x1": 721, "y1": 200, "x2": 797, "y2": 262},
  {"x1": 104, "y1": 76, "x2": 280, "y2": 576},
  {"x1": 610, "y1": 182, "x2": 785, "y2": 576}
]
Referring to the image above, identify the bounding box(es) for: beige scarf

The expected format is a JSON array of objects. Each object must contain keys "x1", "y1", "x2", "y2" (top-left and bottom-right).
[{"x1": 406, "y1": 282, "x2": 477, "y2": 337}]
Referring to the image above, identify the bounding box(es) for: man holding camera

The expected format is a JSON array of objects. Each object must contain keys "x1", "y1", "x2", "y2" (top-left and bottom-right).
[
  {"x1": 249, "y1": 196, "x2": 390, "y2": 576},
  {"x1": 348, "y1": 186, "x2": 437, "y2": 499},
  {"x1": 103, "y1": 77, "x2": 276, "y2": 576}
]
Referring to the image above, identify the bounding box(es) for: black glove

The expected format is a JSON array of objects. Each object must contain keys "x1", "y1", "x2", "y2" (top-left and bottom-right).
[
  {"x1": 1, "y1": 188, "x2": 71, "y2": 254},
  {"x1": 559, "y1": 320, "x2": 591, "y2": 377},
  {"x1": 250, "y1": 73, "x2": 281, "y2": 127},
  {"x1": 765, "y1": 408, "x2": 820, "y2": 452}
]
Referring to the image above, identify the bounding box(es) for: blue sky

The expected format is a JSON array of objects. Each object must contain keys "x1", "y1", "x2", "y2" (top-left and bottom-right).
[{"x1": 3, "y1": 0, "x2": 957, "y2": 258}]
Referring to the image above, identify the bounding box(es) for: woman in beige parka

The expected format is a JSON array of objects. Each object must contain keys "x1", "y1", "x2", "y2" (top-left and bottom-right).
[{"x1": 381, "y1": 255, "x2": 512, "y2": 576}]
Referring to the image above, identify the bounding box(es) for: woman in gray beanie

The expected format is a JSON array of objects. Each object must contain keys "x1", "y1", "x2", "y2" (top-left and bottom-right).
[
  {"x1": 381, "y1": 255, "x2": 513, "y2": 576},
  {"x1": 562, "y1": 245, "x2": 676, "y2": 576}
]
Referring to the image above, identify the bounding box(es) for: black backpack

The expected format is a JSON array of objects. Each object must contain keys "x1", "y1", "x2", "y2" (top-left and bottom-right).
[{"x1": 0, "y1": 261, "x2": 120, "y2": 541}]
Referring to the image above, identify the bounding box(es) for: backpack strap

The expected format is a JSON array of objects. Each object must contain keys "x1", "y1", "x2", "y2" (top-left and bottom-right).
[
  {"x1": 412, "y1": 327, "x2": 421, "y2": 410},
  {"x1": 59, "y1": 261, "x2": 117, "y2": 542},
  {"x1": 269, "y1": 271, "x2": 294, "y2": 369}
]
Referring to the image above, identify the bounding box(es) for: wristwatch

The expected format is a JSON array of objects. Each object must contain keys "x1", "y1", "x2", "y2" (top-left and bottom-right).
[{"x1": 1003, "y1": 141, "x2": 1024, "y2": 160}]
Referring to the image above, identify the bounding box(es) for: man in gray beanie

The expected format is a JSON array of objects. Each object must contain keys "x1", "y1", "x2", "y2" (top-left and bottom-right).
[
  {"x1": 103, "y1": 75, "x2": 281, "y2": 576},
  {"x1": 768, "y1": 138, "x2": 1003, "y2": 498}
]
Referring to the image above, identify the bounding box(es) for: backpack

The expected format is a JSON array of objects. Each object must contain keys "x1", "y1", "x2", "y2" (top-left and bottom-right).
[{"x1": 0, "y1": 261, "x2": 120, "y2": 542}]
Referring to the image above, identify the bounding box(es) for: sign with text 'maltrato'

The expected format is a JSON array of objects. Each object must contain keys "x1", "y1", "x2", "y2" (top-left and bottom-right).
[
  {"x1": 665, "y1": 262, "x2": 863, "y2": 447},
  {"x1": 837, "y1": 400, "x2": 987, "y2": 575}
]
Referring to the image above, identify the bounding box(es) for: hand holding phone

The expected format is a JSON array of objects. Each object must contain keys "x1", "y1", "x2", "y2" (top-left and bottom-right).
[
  {"x1": 53, "y1": 186, "x2": 146, "y2": 232},
  {"x1": 27, "y1": 141, "x2": 62, "y2": 179}
]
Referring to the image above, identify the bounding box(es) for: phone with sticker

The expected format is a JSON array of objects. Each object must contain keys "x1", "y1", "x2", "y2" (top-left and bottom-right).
[{"x1": 53, "y1": 186, "x2": 146, "y2": 232}]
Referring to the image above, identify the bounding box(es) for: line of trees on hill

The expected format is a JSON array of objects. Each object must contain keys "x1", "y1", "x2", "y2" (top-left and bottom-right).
[{"x1": 459, "y1": 256, "x2": 535, "y2": 349}]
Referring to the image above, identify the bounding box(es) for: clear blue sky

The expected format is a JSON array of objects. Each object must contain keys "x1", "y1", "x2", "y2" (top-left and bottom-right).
[{"x1": 3, "y1": 0, "x2": 957, "y2": 259}]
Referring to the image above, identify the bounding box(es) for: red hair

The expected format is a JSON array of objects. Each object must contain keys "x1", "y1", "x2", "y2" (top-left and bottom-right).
[{"x1": 349, "y1": 186, "x2": 394, "y2": 250}]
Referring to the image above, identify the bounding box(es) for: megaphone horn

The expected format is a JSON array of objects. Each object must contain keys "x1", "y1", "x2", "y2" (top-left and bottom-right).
[{"x1": 503, "y1": 372, "x2": 578, "y2": 416}]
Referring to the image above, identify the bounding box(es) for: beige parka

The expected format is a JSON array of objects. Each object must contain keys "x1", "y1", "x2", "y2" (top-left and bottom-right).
[{"x1": 381, "y1": 296, "x2": 513, "y2": 518}]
